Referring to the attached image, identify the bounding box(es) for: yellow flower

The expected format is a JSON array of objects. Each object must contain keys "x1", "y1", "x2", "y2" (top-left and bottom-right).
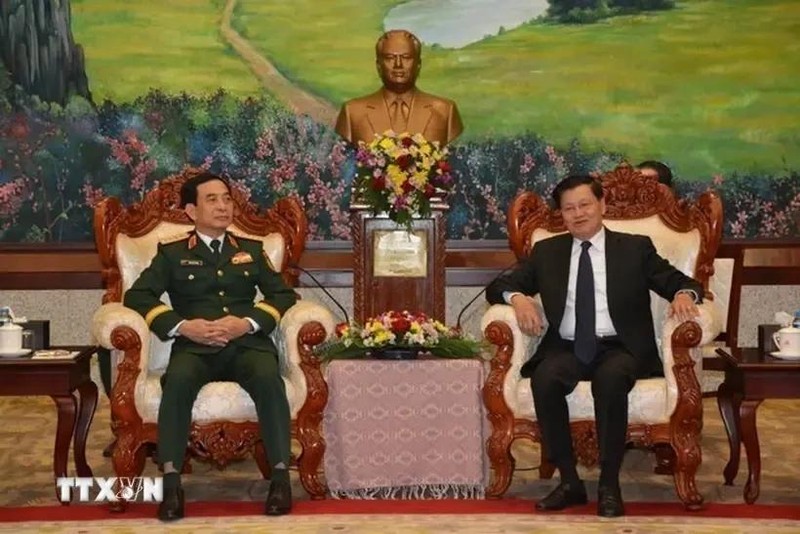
[
  {"x1": 374, "y1": 330, "x2": 392, "y2": 344},
  {"x1": 387, "y1": 165, "x2": 407, "y2": 194},
  {"x1": 379, "y1": 137, "x2": 396, "y2": 151},
  {"x1": 411, "y1": 171, "x2": 428, "y2": 188}
]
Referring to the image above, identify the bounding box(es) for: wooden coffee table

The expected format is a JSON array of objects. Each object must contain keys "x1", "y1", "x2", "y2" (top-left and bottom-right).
[
  {"x1": 715, "y1": 347, "x2": 800, "y2": 503},
  {"x1": 0, "y1": 346, "x2": 98, "y2": 504}
]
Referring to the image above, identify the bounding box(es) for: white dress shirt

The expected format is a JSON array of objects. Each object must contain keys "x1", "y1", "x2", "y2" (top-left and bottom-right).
[
  {"x1": 558, "y1": 227, "x2": 617, "y2": 340},
  {"x1": 504, "y1": 227, "x2": 617, "y2": 340}
]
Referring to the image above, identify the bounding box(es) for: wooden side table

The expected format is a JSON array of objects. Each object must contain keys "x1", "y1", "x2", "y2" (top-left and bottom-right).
[
  {"x1": 715, "y1": 347, "x2": 800, "y2": 503},
  {"x1": 0, "y1": 346, "x2": 98, "y2": 504}
]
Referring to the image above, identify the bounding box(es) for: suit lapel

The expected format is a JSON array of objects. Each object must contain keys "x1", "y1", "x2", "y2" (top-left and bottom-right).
[
  {"x1": 549, "y1": 234, "x2": 573, "y2": 330},
  {"x1": 604, "y1": 228, "x2": 622, "y2": 317},
  {"x1": 218, "y1": 233, "x2": 240, "y2": 267},
  {"x1": 405, "y1": 91, "x2": 434, "y2": 137},
  {"x1": 187, "y1": 232, "x2": 216, "y2": 267},
  {"x1": 365, "y1": 91, "x2": 391, "y2": 138}
]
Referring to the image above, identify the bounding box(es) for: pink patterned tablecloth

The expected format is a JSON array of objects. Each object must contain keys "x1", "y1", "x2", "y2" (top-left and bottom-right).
[{"x1": 323, "y1": 359, "x2": 488, "y2": 499}]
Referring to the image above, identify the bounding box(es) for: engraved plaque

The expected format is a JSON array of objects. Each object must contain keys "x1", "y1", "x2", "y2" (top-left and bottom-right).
[{"x1": 373, "y1": 230, "x2": 427, "y2": 277}]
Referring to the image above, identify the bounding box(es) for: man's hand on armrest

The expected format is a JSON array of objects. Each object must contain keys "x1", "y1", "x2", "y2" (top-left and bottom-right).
[
  {"x1": 668, "y1": 291, "x2": 700, "y2": 323},
  {"x1": 509, "y1": 294, "x2": 544, "y2": 336}
]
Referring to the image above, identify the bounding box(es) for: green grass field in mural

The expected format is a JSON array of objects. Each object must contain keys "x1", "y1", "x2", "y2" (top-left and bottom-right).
[
  {"x1": 70, "y1": 0, "x2": 263, "y2": 100},
  {"x1": 234, "y1": 0, "x2": 799, "y2": 178},
  {"x1": 68, "y1": 0, "x2": 799, "y2": 179}
]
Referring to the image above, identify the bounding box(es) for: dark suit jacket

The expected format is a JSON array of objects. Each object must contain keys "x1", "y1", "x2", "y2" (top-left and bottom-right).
[
  {"x1": 335, "y1": 88, "x2": 463, "y2": 146},
  {"x1": 124, "y1": 231, "x2": 297, "y2": 355},
  {"x1": 486, "y1": 229, "x2": 704, "y2": 379}
]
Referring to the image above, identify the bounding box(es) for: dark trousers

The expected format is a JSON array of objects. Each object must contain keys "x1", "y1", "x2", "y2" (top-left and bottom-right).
[
  {"x1": 158, "y1": 344, "x2": 291, "y2": 471},
  {"x1": 530, "y1": 337, "x2": 637, "y2": 486}
]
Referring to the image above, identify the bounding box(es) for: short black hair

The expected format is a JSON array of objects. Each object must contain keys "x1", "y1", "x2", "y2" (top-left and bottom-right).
[
  {"x1": 180, "y1": 172, "x2": 231, "y2": 208},
  {"x1": 636, "y1": 160, "x2": 673, "y2": 187},
  {"x1": 551, "y1": 175, "x2": 603, "y2": 208}
]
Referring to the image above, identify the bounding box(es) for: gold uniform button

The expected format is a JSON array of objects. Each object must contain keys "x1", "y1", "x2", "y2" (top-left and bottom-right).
[
  {"x1": 222, "y1": 306, "x2": 230, "y2": 313},
  {"x1": 244, "y1": 270, "x2": 249, "y2": 277},
  {"x1": 217, "y1": 270, "x2": 224, "y2": 276},
  {"x1": 188, "y1": 274, "x2": 195, "y2": 280},
  {"x1": 218, "y1": 291, "x2": 225, "y2": 297}
]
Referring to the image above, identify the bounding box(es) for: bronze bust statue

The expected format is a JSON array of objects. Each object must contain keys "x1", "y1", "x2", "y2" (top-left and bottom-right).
[{"x1": 335, "y1": 30, "x2": 463, "y2": 146}]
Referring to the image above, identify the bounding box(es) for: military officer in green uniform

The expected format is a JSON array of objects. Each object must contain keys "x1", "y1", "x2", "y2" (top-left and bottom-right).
[{"x1": 124, "y1": 172, "x2": 297, "y2": 521}]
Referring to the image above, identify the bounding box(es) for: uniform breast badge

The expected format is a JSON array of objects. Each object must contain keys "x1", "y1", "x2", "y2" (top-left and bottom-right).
[{"x1": 232, "y1": 251, "x2": 254, "y2": 265}]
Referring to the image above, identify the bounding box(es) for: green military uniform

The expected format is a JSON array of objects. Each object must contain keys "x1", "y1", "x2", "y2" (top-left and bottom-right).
[{"x1": 123, "y1": 230, "x2": 297, "y2": 472}]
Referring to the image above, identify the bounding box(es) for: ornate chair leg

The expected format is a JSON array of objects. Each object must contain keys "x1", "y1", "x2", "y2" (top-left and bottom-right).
[
  {"x1": 254, "y1": 441, "x2": 272, "y2": 480},
  {"x1": 654, "y1": 443, "x2": 676, "y2": 475},
  {"x1": 110, "y1": 434, "x2": 147, "y2": 513}
]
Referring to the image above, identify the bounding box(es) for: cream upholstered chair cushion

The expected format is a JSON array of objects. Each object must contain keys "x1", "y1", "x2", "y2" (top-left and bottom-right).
[
  {"x1": 92, "y1": 223, "x2": 335, "y2": 423},
  {"x1": 481, "y1": 167, "x2": 723, "y2": 509},
  {"x1": 481, "y1": 215, "x2": 721, "y2": 425}
]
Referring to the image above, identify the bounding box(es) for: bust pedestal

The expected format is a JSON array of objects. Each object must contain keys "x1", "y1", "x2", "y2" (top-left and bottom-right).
[{"x1": 350, "y1": 201, "x2": 447, "y2": 323}]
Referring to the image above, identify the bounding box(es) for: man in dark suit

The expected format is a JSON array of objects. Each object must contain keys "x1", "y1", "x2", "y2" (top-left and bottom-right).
[
  {"x1": 124, "y1": 173, "x2": 297, "y2": 521},
  {"x1": 335, "y1": 29, "x2": 463, "y2": 146},
  {"x1": 485, "y1": 175, "x2": 702, "y2": 517}
]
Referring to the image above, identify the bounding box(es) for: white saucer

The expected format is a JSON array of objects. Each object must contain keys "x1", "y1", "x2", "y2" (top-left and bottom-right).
[
  {"x1": 770, "y1": 350, "x2": 800, "y2": 361},
  {"x1": 0, "y1": 348, "x2": 32, "y2": 358}
]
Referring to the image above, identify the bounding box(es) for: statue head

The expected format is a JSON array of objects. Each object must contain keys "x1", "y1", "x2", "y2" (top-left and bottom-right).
[{"x1": 375, "y1": 30, "x2": 422, "y2": 94}]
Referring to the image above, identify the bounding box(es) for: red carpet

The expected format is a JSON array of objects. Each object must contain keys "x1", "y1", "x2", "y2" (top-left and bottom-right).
[{"x1": 1, "y1": 499, "x2": 798, "y2": 522}]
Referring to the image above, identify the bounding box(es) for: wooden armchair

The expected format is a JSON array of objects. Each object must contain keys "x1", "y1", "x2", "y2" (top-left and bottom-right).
[
  {"x1": 481, "y1": 165, "x2": 723, "y2": 509},
  {"x1": 90, "y1": 168, "x2": 335, "y2": 500}
]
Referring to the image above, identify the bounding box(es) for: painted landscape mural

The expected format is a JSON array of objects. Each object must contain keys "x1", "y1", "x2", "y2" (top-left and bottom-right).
[{"x1": 0, "y1": 0, "x2": 798, "y2": 242}]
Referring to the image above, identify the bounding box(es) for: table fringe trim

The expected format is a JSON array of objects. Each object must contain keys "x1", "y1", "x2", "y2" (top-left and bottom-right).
[{"x1": 330, "y1": 484, "x2": 485, "y2": 500}]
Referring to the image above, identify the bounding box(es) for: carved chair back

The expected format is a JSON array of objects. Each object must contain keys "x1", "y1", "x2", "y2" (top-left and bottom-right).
[
  {"x1": 507, "y1": 164, "x2": 723, "y2": 357},
  {"x1": 93, "y1": 167, "x2": 307, "y2": 373}
]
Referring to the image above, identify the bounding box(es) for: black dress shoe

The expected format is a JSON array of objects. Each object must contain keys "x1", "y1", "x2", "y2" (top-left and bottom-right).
[
  {"x1": 157, "y1": 486, "x2": 185, "y2": 522},
  {"x1": 597, "y1": 485, "x2": 625, "y2": 517},
  {"x1": 265, "y1": 479, "x2": 292, "y2": 516},
  {"x1": 535, "y1": 481, "x2": 588, "y2": 511}
]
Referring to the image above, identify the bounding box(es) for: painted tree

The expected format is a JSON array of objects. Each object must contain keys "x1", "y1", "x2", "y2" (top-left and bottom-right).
[{"x1": 0, "y1": 0, "x2": 91, "y2": 106}]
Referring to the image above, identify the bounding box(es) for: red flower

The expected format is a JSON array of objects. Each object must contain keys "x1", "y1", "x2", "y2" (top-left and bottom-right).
[
  {"x1": 424, "y1": 184, "x2": 436, "y2": 198},
  {"x1": 391, "y1": 317, "x2": 411, "y2": 336},
  {"x1": 401, "y1": 136, "x2": 414, "y2": 148},
  {"x1": 401, "y1": 181, "x2": 414, "y2": 194},
  {"x1": 371, "y1": 176, "x2": 386, "y2": 191},
  {"x1": 335, "y1": 322, "x2": 349, "y2": 337},
  {"x1": 396, "y1": 154, "x2": 413, "y2": 170},
  {"x1": 437, "y1": 160, "x2": 451, "y2": 173}
]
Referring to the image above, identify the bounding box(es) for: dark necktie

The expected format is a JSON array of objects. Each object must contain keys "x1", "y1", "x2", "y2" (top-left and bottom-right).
[
  {"x1": 210, "y1": 238, "x2": 221, "y2": 259},
  {"x1": 574, "y1": 241, "x2": 596, "y2": 364},
  {"x1": 390, "y1": 99, "x2": 409, "y2": 130}
]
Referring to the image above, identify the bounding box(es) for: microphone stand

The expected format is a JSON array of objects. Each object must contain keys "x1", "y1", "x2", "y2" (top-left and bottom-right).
[
  {"x1": 289, "y1": 262, "x2": 351, "y2": 325},
  {"x1": 455, "y1": 261, "x2": 519, "y2": 332}
]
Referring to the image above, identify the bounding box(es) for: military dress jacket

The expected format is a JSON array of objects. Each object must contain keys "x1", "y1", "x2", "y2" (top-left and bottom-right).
[{"x1": 123, "y1": 231, "x2": 297, "y2": 355}]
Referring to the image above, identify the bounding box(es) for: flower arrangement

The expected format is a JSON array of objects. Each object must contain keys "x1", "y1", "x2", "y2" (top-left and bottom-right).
[
  {"x1": 316, "y1": 310, "x2": 486, "y2": 361},
  {"x1": 353, "y1": 131, "x2": 454, "y2": 230}
]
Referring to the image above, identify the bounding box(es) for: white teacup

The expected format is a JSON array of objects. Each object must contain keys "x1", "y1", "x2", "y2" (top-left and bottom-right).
[
  {"x1": 0, "y1": 323, "x2": 33, "y2": 353},
  {"x1": 773, "y1": 327, "x2": 800, "y2": 355}
]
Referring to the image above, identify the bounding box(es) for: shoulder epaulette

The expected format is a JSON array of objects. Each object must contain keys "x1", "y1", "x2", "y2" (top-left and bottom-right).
[
  {"x1": 159, "y1": 232, "x2": 190, "y2": 245},
  {"x1": 228, "y1": 231, "x2": 261, "y2": 243}
]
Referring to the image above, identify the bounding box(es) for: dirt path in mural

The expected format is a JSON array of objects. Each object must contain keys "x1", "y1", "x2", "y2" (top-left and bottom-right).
[{"x1": 220, "y1": 0, "x2": 338, "y2": 125}]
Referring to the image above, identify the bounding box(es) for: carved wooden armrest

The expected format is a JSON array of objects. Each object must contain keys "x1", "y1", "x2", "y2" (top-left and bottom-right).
[
  {"x1": 660, "y1": 301, "x2": 720, "y2": 418},
  {"x1": 480, "y1": 304, "x2": 546, "y2": 421},
  {"x1": 91, "y1": 302, "x2": 151, "y2": 374}
]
